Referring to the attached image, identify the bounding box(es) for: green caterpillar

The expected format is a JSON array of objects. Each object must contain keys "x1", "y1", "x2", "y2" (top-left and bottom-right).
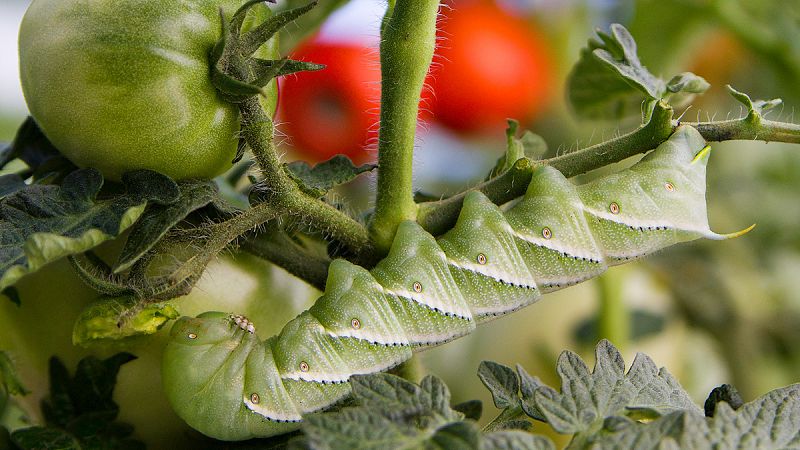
[{"x1": 162, "y1": 126, "x2": 749, "y2": 440}]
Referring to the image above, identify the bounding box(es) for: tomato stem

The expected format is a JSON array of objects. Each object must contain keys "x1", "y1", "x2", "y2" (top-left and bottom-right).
[
  {"x1": 369, "y1": 0, "x2": 440, "y2": 255},
  {"x1": 239, "y1": 97, "x2": 376, "y2": 264},
  {"x1": 417, "y1": 102, "x2": 675, "y2": 235},
  {"x1": 240, "y1": 228, "x2": 330, "y2": 292}
]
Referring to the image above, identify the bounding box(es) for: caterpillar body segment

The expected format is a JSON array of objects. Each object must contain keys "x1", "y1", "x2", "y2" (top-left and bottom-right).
[{"x1": 163, "y1": 126, "x2": 740, "y2": 440}]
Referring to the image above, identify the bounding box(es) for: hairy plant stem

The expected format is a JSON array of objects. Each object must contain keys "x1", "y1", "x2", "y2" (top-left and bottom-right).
[
  {"x1": 136, "y1": 202, "x2": 281, "y2": 301},
  {"x1": 239, "y1": 97, "x2": 374, "y2": 264},
  {"x1": 241, "y1": 229, "x2": 330, "y2": 292},
  {"x1": 369, "y1": 0, "x2": 440, "y2": 255},
  {"x1": 483, "y1": 405, "x2": 526, "y2": 433},
  {"x1": 417, "y1": 102, "x2": 800, "y2": 236}
]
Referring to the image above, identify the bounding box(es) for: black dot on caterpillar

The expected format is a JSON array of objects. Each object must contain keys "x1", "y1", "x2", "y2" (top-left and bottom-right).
[
  {"x1": 609, "y1": 202, "x2": 620, "y2": 214},
  {"x1": 412, "y1": 281, "x2": 422, "y2": 293},
  {"x1": 477, "y1": 253, "x2": 487, "y2": 265},
  {"x1": 542, "y1": 227, "x2": 552, "y2": 239}
]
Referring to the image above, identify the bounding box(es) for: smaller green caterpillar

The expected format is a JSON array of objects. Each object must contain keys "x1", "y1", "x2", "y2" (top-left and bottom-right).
[{"x1": 162, "y1": 126, "x2": 750, "y2": 440}]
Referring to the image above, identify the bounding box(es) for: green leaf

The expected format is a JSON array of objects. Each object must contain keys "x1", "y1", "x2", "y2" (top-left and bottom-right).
[
  {"x1": 0, "y1": 352, "x2": 29, "y2": 397},
  {"x1": 2, "y1": 287, "x2": 20, "y2": 307},
  {"x1": 17, "y1": 354, "x2": 144, "y2": 450},
  {"x1": 531, "y1": 340, "x2": 700, "y2": 434},
  {"x1": 285, "y1": 155, "x2": 377, "y2": 198},
  {"x1": 592, "y1": 24, "x2": 665, "y2": 99},
  {"x1": 11, "y1": 427, "x2": 81, "y2": 450},
  {"x1": 666, "y1": 72, "x2": 709, "y2": 95},
  {"x1": 452, "y1": 400, "x2": 483, "y2": 421},
  {"x1": 2, "y1": 117, "x2": 66, "y2": 174},
  {"x1": 428, "y1": 421, "x2": 480, "y2": 449},
  {"x1": 300, "y1": 373, "x2": 553, "y2": 450},
  {"x1": 0, "y1": 175, "x2": 26, "y2": 199},
  {"x1": 567, "y1": 24, "x2": 665, "y2": 120},
  {"x1": 302, "y1": 408, "x2": 410, "y2": 450},
  {"x1": 72, "y1": 296, "x2": 180, "y2": 345},
  {"x1": 0, "y1": 169, "x2": 178, "y2": 291},
  {"x1": 478, "y1": 361, "x2": 519, "y2": 409},
  {"x1": 516, "y1": 365, "x2": 546, "y2": 422},
  {"x1": 487, "y1": 121, "x2": 547, "y2": 180},
  {"x1": 727, "y1": 85, "x2": 783, "y2": 117},
  {"x1": 489, "y1": 420, "x2": 532, "y2": 432},
  {"x1": 703, "y1": 384, "x2": 743, "y2": 418},
  {"x1": 115, "y1": 179, "x2": 218, "y2": 272},
  {"x1": 349, "y1": 373, "x2": 430, "y2": 420},
  {"x1": 481, "y1": 431, "x2": 554, "y2": 450},
  {"x1": 570, "y1": 384, "x2": 800, "y2": 449}
]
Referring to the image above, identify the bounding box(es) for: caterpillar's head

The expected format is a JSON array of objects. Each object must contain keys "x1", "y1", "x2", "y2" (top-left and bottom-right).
[{"x1": 168, "y1": 311, "x2": 255, "y2": 347}]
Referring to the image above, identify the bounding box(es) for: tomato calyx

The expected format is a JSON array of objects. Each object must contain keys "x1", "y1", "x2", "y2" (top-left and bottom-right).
[{"x1": 210, "y1": 0, "x2": 324, "y2": 104}]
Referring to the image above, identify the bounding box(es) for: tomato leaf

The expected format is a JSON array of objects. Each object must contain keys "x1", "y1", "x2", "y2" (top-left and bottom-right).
[
  {"x1": 72, "y1": 296, "x2": 179, "y2": 346},
  {"x1": 666, "y1": 72, "x2": 710, "y2": 94},
  {"x1": 478, "y1": 361, "x2": 519, "y2": 410},
  {"x1": 568, "y1": 24, "x2": 711, "y2": 122},
  {"x1": 530, "y1": 340, "x2": 700, "y2": 435},
  {"x1": 0, "y1": 352, "x2": 29, "y2": 398},
  {"x1": 480, "y1": 431, "x2": 553, "y2": 450},
  {"x1": 1, "y1": 118, "x2": 65, "y2": 173},
  {"x1": 1, "y1": 287, "x2": 20, "y2": 307},
  {"x1": 0, "y1": 169, "x2": 179, "y2": 291},
  {"x1": 727, "y1": 85, "x2": 783, "y2": 117},
  {"x1": 284, "y1": 155, "x2": 377, "y2": 198},
  {"x1": 703, "y1": 384, "x2": 744, "y2": 417},
  {"x1": 567, "y1": 385, "x2": 800, "y2": 449},
  {"x1": 0, "y1": 175, "x2": 26, "y2": 200},
  {"x1": 568, "y1": 25, "x2": 660, "y2": 120},
  {"x1": 115, "y1": 179, "x2": 219, "y2": 273},
  {"x1": 12, "y1": 354, "x2": 144, "y2": 450},
  {"x1": 487, "y1": 120, "x2": 547, "y2": 180},
  {"x1": 10, "y1": 427, "x2": 81, "y2": 450},
  {"x1": 297, "y1": 372, "x2": 556, "y2": 450},
  {"x1": 452, "y1": 400, "x2": 482, "y2": 421}
]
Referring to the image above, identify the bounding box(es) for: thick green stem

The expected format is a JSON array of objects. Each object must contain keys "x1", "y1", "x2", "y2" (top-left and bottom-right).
[
  {"x1": 417, "y1": 102, "x2": 675, "y2": 236},
  {"x1": 239, "y1": 97, "x2": 375, "y2": 263},
  {"x1": 597, "y1": 269, "x2": 629, "y2": 352},
  {"x1": 370, "y1": 0, "x2": 439, "y2": 254},
  {"x1": 241, "y1": 229, "x2": 330, "y2": 291},
  {"x1": 688, "y1": 116, "x2": 800, "y2": 144}
]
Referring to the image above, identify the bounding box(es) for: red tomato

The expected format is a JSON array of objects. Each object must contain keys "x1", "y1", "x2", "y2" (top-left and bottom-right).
[
  {"x1": 278, "y1": 40, "x2": 381, "y2": 163},
  {"x1": 427, "y1": 1, "x2": 554, "y2": 134}
]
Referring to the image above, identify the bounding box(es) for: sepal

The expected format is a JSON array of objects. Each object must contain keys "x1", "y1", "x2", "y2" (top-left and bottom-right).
[{"x1": 210, "y1": 1, "x2": 321, "y2": 104}]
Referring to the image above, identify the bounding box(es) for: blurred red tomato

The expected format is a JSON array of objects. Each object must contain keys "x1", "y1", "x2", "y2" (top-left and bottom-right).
[
  {"x1": 278, "y1": 40, "x2": 381, "y2": 163},
  {"x1": 427, "y1": 1, "x2": 554, "y2": 134}
]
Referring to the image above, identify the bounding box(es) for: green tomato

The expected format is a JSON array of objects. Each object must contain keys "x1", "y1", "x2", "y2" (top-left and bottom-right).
[{"x1": 18, "y1": 0, "x2": 272, "y2": 182}]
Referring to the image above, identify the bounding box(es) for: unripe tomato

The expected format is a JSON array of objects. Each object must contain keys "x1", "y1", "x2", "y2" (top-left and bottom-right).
[
  {"x1": 18, "y1": 0, "x2": 276, "y2": 182},
  {"x1": 278, "y1": 40, "x2": 381, "y2": 163},
  {"x1": 427, "y1": 1, "x2": 554, "y2": 134}
]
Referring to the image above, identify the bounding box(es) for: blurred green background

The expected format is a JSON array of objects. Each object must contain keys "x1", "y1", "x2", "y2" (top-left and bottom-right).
[{"x1": 2, "y1": 0, "x2": 800, "y2": 446}]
